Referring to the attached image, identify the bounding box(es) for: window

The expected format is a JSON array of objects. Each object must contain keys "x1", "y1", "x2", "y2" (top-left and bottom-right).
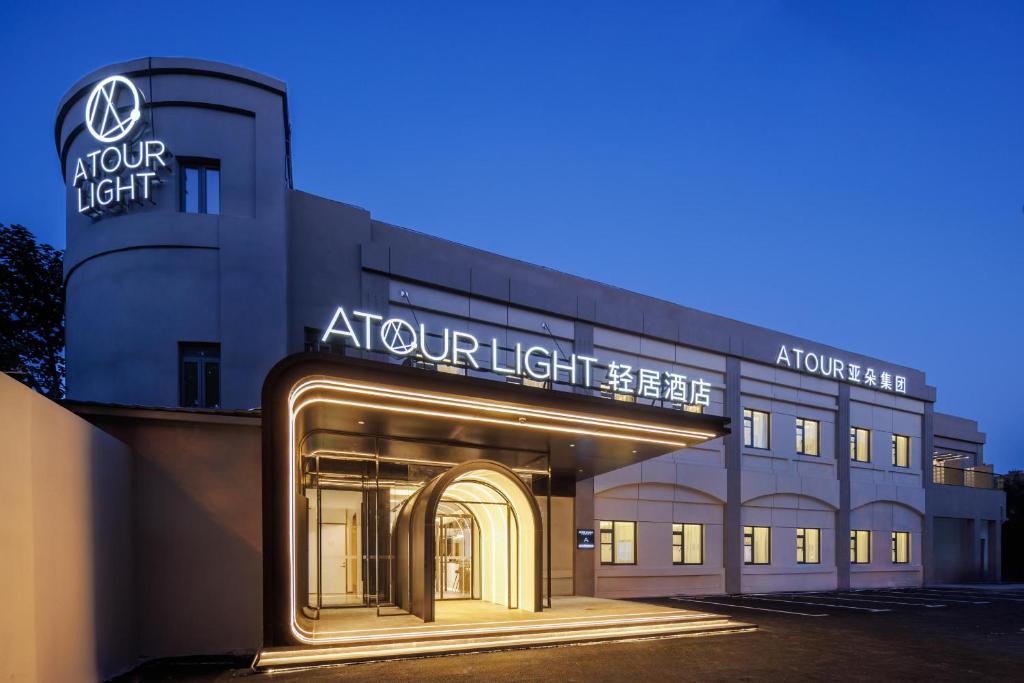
[
  {"x1": 672, "y1": 523, "x2": 703, "y2": 564},
  {"x1": 891, "y1": 532, "x2": 911, "y2": 564},
  {"x1": 850, "y1": 529, "x2": 871, "y2": 564},
  {"x1": 682, "y1": 403, "x2": 705, "y2": 414},
  {"x1": 796, "y1": 528, "x2": 820, "y2": 564},
  {"x1": 743, "y1": 409, "x2": 770, "y2": 449},
  {"x1": 179, "y1": 343, "x2": 220, "y2": 408},
  {"x1": 795, "y1": 418, "x2": 820, "y2": 456},
  {"x1": 180, "y1": 159, "x2": 220, "y2": 214},
  {"x1": 892, "y1": 434, "x2": 910, "y2": 468},
  {"x1": 743, "y1": 525, "x2": 771, "y2": 565},
  {"x1": 599, "y1": 521, "x2": 636, "y2": 565},
  {"x1": 850, "y1": 427, "x2": 871, "y2": 462}
]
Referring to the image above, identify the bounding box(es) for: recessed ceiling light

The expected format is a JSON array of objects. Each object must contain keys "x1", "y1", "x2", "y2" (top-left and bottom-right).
[
  {"x1": 569, "y1": 443, "x2": 575, "y2": 448},
  {"x1": 358, "y1": 420, "x2": 365, "y2": 425}
]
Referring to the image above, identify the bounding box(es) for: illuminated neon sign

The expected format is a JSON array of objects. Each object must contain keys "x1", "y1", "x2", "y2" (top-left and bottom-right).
[
  {"x1": 322, "y1": 306, "x2": 713, "y2": 408},
  {"x1": 775, "y1": 344, "x2": 907, "y2": 394},
  {"x1": 72, "y1": 75, "x2": 172, "y2": 219}
]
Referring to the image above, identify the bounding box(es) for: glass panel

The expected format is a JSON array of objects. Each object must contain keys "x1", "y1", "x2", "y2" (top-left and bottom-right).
[
  {"x1": 743, "y1": 410, "x2": 752, "y2": 447},
  {"x1": 181, "y1": 360, "x2": 199, "y2": 407},
  {"x1": 203, "y1": 361, "x2": 220, "y2": 408},
  {"x1": 613, "y1": 521, "x2": 635, "y2": 564},
  {"x1": 205, "y1": 168, "x2": 220, "y2": 214},
  {"x1": 753, "y1": 526, "x2": 770, "y2": 564},
  {"x1": 601, "y1": 544, "x2": 613, "y2": 564},
  {"x1": 805, "y1": 421, "x2": 819, "y2": 455},
  {"x1": 183, "y1": 166, "x2": 200, "y2": 213},
  {"x1": 806, "y1": 528, "x2": 820, "y2": 564},
  {"x1": 852, "y1": 530, "x2": 871, "y2": 564},
  {"x1": 683, "y1": 524, "x2": 702, "y2": 564},
  {"x1": 672, "y1": 544, "x2": 682, "y2": 564}
]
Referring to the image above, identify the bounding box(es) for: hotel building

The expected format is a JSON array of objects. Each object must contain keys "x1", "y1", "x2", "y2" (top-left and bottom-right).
[{"x1": 2, "y1": 57, "x2": 1006, "y2": 678}]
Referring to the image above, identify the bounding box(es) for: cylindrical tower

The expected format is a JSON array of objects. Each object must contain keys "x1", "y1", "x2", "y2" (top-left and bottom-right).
[{"x1": 55, "y1": 57, "x2": 292, "y2": 408}]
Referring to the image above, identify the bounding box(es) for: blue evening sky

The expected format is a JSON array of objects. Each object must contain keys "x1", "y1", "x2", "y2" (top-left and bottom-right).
[{"x1": 2, "y1": 2, "x2": 1022, "y2": 471}]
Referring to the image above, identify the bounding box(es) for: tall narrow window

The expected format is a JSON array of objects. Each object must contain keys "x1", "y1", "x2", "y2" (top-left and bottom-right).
[
  {"x1": 850, "y1": 427, "x2": 871, "y2": 462},
  {"x1": 743, "y1": 525, "x2": 771, "y2": 565},
  {"x1": 796, "y1": 528, "x2": 820, "y2": 564},
  {"x1": 891, "y1": 532, "x2": 911, "y2": 563},
  {"x1": 599, "y1": 520, "x2": 636, "y2": 565},
  {"x1": 672, "y1": 523, "x2": 703, "y2": 565},
  {"x1": 180, "y1": 159, "x2": 221, "y2": 214},
  {"x1": 891, "y1": 434, "x2": 910, "y2": 468},
  {"x1": 743, "y1": 409, "x2": 770, "y2": 449},
  {"x1": 179, "y1": 343, "x2": 220, "y2": 408},
  {"x1": 850, "y1": 529, "x2": 871, "y2": 564},
  {"x1": 796, "y1": 418, "x2": 820, "y2": 456}
]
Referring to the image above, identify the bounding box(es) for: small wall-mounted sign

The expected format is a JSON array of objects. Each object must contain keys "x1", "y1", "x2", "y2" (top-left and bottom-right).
[{"x1": 576, "y1": 528, "x2": 595, "y2": 549}]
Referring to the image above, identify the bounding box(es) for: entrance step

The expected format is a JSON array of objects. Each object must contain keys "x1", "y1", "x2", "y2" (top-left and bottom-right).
[{"x1": 253, "y1": 610, "x2": 755, "y2": 670}]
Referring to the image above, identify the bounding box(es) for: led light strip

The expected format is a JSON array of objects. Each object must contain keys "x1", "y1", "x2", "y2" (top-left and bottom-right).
[
  {"x1": 295, "y1": 396, "x2": 691, "y2": 448},
  {"x1": 297, "y1": 378, "x2": 718, "y2": 440},
  {"x1": 309, "y1": 449, "x2": 550, "y2": 476}
]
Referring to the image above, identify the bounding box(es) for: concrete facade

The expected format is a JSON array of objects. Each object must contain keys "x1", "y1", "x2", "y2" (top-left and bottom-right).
[{"x1": 47, "y1": 56, "x2": 1007, "y2": 651}]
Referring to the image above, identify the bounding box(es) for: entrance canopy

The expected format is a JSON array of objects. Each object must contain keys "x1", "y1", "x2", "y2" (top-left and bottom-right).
[
  {"x1": 283, "y1": 354, "x2": 728, "y2": 483},
  {"x1": 262, "y1": 353, "x2": 729, "y2": 646}
]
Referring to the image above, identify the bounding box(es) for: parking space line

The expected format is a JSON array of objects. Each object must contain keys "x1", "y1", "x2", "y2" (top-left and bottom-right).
[
  {"x1": 670, "y1": 596, "x2": 828, "y2": 617},
  {"x1": 861, "y1": 590, "x2": 988, "y2": 605},
  {"x1": 785, "y1": 592, "x2": 945, "y2": 608},
  {"x1": 743, "y1": 595, "x2": 889, "y2": 612},
  {"x1": 911, "y1": 589, "x2": 1024, "y2": 602}
]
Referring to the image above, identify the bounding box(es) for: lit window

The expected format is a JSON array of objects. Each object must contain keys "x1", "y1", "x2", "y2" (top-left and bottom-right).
[
  {"x1": 796, "y1": 528, "x2": 820, "y2": 564},
  {"x1": 796, "y1": 418, "x2": 820, "y2": 456},
  {"x1": 683, "y1": 403, "x2": 705, "y2": 414},
  {"x1": 850, "y1": 529, "x2": 871, "y2": 564},
  {"x1": 743, "y1": 525, "x2": 771, "y2": 565},
  {"x1": 743, "y1": 409, "x2": 770, "y2": 449},
  {"x1": 891, "y1": 532, "x2": 911, "y2": 564},
  {"x1": 179, "y1": 342, "x2": 220, "y2": 408},
  {"x1": 850, "y1": 427, "x2": 871, "y2": 463},
  {"x1": 180, "y1": 159, "x2": 220, "y2": 214},
  {"x1": 600, "y1": 520, "x2": 636, "y2": 565},
  {"x1": 672, "y1": 523, "x2": 703, "y2": 565},
  {"x1": 892, "y1": 434, "x2": 910, "y2": 468}
]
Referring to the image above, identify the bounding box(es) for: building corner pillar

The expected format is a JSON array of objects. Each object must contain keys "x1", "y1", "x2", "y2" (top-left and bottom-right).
[
  {"x1": 836, "y1": 383, "x2": 851, "y2": 590},
  {"x1": 724, "y1": 356, "x2": 742, "y2": 594}
]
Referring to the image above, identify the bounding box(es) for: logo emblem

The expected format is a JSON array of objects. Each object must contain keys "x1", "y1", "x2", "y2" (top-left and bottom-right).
[
  {"x1": 84, "y1": 75, "x2": 142, "y2": 143},
  {"x1": 380, "y1": 319, "x2": 418, "y2": 355}
]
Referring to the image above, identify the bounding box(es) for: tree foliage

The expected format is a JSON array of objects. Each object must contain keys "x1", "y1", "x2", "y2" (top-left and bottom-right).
[{"x1": 0, "y1": 224, "x2": 65, "y2": 398}]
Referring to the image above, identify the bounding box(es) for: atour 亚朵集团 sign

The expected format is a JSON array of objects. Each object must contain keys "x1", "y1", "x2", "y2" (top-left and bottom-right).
[
  {"x1": 72, "y1": 75, "x2": 172, "y2": 219},
  {"x1": 321, "y1": 306, "x2": 714, "y2": 410}
]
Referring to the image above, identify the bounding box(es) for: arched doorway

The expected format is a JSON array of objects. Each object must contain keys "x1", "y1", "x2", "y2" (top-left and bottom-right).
[{"x1": 393, "y1": 460, "x2": 543, "y2": 622}]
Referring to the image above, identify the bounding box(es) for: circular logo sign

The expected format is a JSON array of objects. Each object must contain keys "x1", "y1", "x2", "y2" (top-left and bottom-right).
[
  {"x1": 84, "y1": 75, "x2": 142, "y2": 144},
  {"x1": 380, "y1": 319, "x2": 418, "y2": 355}
]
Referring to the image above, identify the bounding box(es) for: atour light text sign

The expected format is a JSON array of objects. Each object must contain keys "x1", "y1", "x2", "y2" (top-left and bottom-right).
[
  {"x1": 322, "y1": 307, "x2": 713, "y2": 409},
  {"x1": 72, "y1": 75, "x2": 171, "y2": 218},
  {"x1": 775, "y1": 344, "x2": 908, "y2": 394}
]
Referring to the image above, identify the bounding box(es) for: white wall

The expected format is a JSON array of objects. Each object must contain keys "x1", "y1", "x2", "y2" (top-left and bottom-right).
[{"x1": 0, "y1": 373, "x2": 136, "y2": 682}]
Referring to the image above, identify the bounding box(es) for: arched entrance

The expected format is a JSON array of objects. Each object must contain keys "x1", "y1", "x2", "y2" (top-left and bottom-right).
[{"x1": 393, "y1": 460, "x2": 543, "y2": 622}]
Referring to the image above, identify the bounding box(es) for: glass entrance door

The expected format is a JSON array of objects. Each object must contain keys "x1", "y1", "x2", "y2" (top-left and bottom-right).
[{"x1": 435, "y1": 509, "x2": 475, "y2": 600}]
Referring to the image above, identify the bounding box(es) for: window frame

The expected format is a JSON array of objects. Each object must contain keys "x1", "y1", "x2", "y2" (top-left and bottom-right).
[
  {"x1": 850, "y1": 529, "x2": 872, "y2": 564},
  {"x1": 599, "y1": 520, "x2": 637, "y2": 566},
  {"x1": 796, "y1": 527, "x2": 821, "y2": 565},
  {"x1": 891, "y1": 434, "x2": 911, "y2": 468},
  {"x1": 891, "y1": 531, "x2": 911, "y2": 564},
  {"x1": 672, "y1": 522, "x2": 704, "y2": 565},
  {"x1": 850, "y1": 427, "x2": 872, "y2": 463},
  {"x1": 178, "y1": 342, "x2": 220, "y2": 409},
  {"x1": 795, "y1": 418, "x2": 820, "y2": 456},
  {"x1": 743, "y1": 525, "x2": 771, "y2": 565},
  {"x1": 178, "y1": 157, "x2": 221, "y2": 215},
  {"x1": 743, "y1": 408, "x2": 771, "y2": 450}
]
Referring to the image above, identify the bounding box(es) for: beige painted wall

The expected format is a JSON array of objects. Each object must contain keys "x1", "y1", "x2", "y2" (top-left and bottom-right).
[
  {"x1": 0, "y1": 374, "x2": 136, "y2": 682},
  {"x1": 83, "y1": 410, "x2": 263, "y2": 659}
]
